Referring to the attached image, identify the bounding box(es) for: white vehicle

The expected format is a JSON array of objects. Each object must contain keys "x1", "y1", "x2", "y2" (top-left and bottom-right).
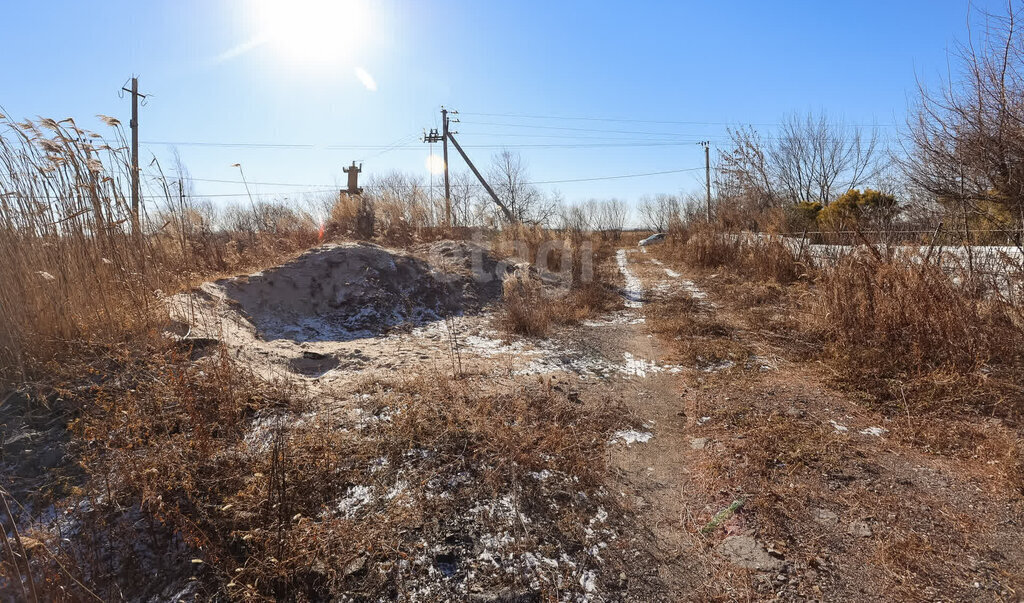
[{"x1": 638, "y1": 233, "x2": 666, "y2": 247}]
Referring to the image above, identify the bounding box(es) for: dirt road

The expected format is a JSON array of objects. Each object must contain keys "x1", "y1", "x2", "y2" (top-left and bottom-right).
[{"x1": 598, "y1": 247, "x2": 1024, "y2": 601}]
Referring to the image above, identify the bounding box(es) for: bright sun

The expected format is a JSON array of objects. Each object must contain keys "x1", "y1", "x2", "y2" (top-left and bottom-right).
[
  {"x1": 254, "y1": 0, "x2": 372, "y2": 65},
  {"x1": 425, "y1": 154, "x2": 446, "y2": 175}
]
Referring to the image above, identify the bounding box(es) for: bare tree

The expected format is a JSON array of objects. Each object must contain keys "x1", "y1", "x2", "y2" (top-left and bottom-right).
[
  {"x1": 716, "y1": 126, "x2": 778, "y2": 211},
  {"x1": 488, "y1": 150, "x2": 558, "y2": 224},
  {"x1": 637, "y1": 194, "x2": 682, "y2": 231},
  {"x1": 448, "y1": 171, "x2": 479, "y2": 227},
  {"x1": 717, "y1": 112, "x2": 883, "y2": 210},
  {"x1": 904, "y1": 3, "x2": 1024, "y2": 245},
  {"x1": 589, "y1": 198, "x2": 627, "y2": 239}
]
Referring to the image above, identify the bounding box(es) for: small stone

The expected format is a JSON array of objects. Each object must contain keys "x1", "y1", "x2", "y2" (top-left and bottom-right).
[
  {"x1": 814, "y1": 508, "x2": 839, "y2": 526},
  {"x1": 847, "y1": 520, "x2": 873, "y2": 538},
  {"x1": 690, "y1": 437, "x2": 708, "y2": 450},
  {"x1": 717, "y1": 535, "x2": 784, "y2": 571}
]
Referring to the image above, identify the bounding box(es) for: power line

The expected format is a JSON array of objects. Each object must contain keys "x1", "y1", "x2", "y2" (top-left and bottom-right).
[
  {"x1": 460, "y1": 119, "x2": 899, "y2": 142},
  {"x1": 10, "y1": 166, "x2": 706, "y2": 201},
  {"x1": 531, "y1": 167, "x2": 703, "y2": 185},
  {"x1": 459, "y1": 110, "x2": 901, "y2": 128},
  {"x1": 460, "y1": 119, "x2": 708, "y2": 137},
  {"x1": 358, "y1": 133, "x2": 420, "y2": 161},
  {"x1": 458, "y1": 131, "x2": 702, "y2": 141},
  {"x1": 183, "y1": 176, "x2": 337, "y2": 187},
  {"x1": 139, "y1": 139, "x2": 715, "y2": 150}
]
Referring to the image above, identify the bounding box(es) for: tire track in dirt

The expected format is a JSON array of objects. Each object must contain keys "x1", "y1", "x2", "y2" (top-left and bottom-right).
[
  {"x1": 601, "y1": 248, "x2": 711, "y2": 596},
  {"x1": 606, "y1": 249, "x2": 1024, "y2": 601}
]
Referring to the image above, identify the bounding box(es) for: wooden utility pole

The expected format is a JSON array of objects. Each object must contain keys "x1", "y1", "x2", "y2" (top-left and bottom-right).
[
  {"x1": 700, "y1": 140, "x2": 711, "y2": 221},
  {"x1": 441, "y1": 107, "x2": 452, "y2": 227},
  {"x1": 423, "y1": 106, "x2": 517, "y2": 224},
  {"x1": 122, "y1": 77, "x2": 146, "y2": 235}
]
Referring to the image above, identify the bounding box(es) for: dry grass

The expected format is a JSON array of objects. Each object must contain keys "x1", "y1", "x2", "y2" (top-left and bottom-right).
[
  {"x1": 0, "y1": 115, "x2": 319, "y2": 385},
  {"x1": 497, "y1": 236, "x2": 621, "y2": 338},
  {"x1": 667, "y1": 227, "x2": 806, "y2": 285},
  {"x1": 0, "y1": 112, "x2": 644, "y2": 600},
  {"x1": 665, "y1": 222, "x2": 1024, "y2": 420},
  {"x1": 643, "y1": 288, "x2": 751, "y2": 370},
  {"x1": 814, "y1": 255, "x2": 1024, "y2": 418},
  {"x1": 498, "y1": 272, "x2": 553, "y2": 337},
  {"x1": 21, "y1": 345, "x2": 639, "y2": 600},
  {"x1": 685, "y1": 373, "x2": 1024, "y2": 600}
]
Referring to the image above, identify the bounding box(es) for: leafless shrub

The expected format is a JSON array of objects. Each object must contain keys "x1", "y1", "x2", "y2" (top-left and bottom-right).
[
  {"x1": 814, "y1": 255, "x2": 1024, "y2": 415},
  {"x1": 637, "y1": 193, "x2": 682, "y2": 232},
  {"x1": 591, "y1": 198, "x2": 628, "y2": 240},
  {"x1": 676, "y1": 228, "x2": 805, "y2": 285},
  {"x1": 499, "y1": 271, "x2": 553, "y2": 336}
]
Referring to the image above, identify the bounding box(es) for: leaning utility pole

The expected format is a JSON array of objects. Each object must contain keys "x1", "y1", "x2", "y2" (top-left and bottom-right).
[
  {"x1": 423, "y1": 107, "x2": 517, "y2": 224},
  {"x1": 445, "y1": 132, "x2": 516, "y2": 224},
  {"x1": 122, "y1": 77, "x2": 147, "y2": 235},
  {"x1": 699, "y1": 140, "x2": 711, "y2": 221}
]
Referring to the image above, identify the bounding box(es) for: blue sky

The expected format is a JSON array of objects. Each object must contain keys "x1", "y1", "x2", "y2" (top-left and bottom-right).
[{"x1": 0, "y1": 0, "x2": 1002, "y2": 211}]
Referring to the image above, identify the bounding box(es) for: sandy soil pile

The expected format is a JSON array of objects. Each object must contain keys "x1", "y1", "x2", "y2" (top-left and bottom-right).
[{"x1": 196, "y1": 241, "x2": 512, "y2": 342}]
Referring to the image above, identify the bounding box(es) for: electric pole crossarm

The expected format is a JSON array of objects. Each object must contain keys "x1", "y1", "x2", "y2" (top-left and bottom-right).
[{"x1": 445, "y1": 132, "x2": 517, "y2": 223}]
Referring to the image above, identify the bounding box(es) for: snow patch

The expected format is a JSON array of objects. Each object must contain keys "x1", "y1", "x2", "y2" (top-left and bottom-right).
[
  {"x1": 649, "y1": 258, "x2": 681, "y2": 278},
  {"x1": 622, "y1": 352, "x2": 662, "y2": 377},
  {"x1": 579, "y1": 570, "x2": 598, "y2": 593},
  {"x1": 611, "y1": 429, "x2": 653, "y2": 445},
  {"x1": 616, "y1": 249, "x2": 644, "y2": 308},
  {"x1": 334, "y1": 485, "x2": 374, "y2": 517}
]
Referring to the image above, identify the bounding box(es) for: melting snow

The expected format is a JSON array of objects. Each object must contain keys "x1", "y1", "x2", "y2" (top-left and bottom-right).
[
  {"x1": 611, "y1": 429, "x2": 654, "y2": 445},
  {"x1": 681, "y1": 280, "x2": 708, "y2": 300},
  {"x1": 830, "y1": 420, "x2": 849, "y2": 433},
  {"x1": 334, "y1": 485, "x2": 374, "y2": 517},
  {"x1": 860, "y1": 426, "x2": 888, "y2": 437},
  {"x1": 616, "y1": 249, "x2": 644, "y2": 308},
  {"x1": 622, "y1": 352, "x2": 661, "y2": 377},
  {"x1": 649, "y1": 258, "x2": 681, "y2": 278},
  {"x1": 579, "y1": 570, "x2": 598, "y2": 593},
  {"x1": 700, "y1": 359, "x2": 735, "y2": 372},
  {"x1": 582, "y1": 311, "x2": 645, "y2": 327}
]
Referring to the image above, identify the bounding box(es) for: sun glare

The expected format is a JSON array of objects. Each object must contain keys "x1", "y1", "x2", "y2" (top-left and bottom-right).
[
  {"x1": 254, "y1": 0, "x2": 371, "y2": 66},
  {"x1": 425, "y1": 154, "x2": 446, "y2": 175}
]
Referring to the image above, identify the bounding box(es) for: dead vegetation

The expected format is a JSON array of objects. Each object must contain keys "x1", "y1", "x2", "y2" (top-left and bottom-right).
[
  {"x1": 19, "y1": 344, "x2": 646, "y2": 600},
  {"x1": 814, "y1": 255, "x2": 1024, "y2": 417},
  {"x1": 655, "y1": 224, "x2": 1024, "y2": 423},
  {"x1": 0, "y1": 111, "x2": 645, "y2": 600},
  {"x1": 641, "y1": 237, "x2": 1024, "y2": 599},
  {"x1": 0, "y1": 114, "x2": 320, "y2": 385},
  {"x1": 644, "y1": 290, "x2": 747, "y2": 369},
  {"x1": 665, "y1": 226, "x2": 807, "y2": 285},
  {"x1": 496, "y1": 224, "x2": 622, "y2": 338}
]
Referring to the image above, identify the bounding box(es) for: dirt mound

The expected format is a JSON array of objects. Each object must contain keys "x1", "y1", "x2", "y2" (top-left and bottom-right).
[{"x1": 200, "y1": 241, "x2": 513, "y2": 342}]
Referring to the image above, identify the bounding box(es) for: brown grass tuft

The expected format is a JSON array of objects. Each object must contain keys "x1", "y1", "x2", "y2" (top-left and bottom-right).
[{"x1": 814, "y1": 256, "x2": 1024, "y2": 417}]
